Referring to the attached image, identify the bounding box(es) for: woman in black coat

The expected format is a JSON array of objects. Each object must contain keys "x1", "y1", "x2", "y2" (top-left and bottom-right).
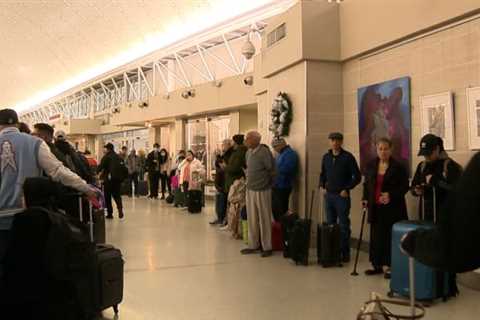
[{"x1": 362, "y1": 137, "x2": 409, "y2": 278}]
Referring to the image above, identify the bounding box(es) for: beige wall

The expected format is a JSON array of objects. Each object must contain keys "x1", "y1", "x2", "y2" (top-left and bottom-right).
[
  {"x1": 239, "y1": 108, "x2": 258, "y2": 134},
  {"x1": 110, "y1": 73, "x2": 255, "y2": 126},
  {"x1": 258, "y1": 61, "x2": 307, "y2": 214},
  {"x1": 342, "y1": 16, "x2": 480, "y2": 240},
  {"x1": 261, "y1": 2, "x2": 303, "y2": 78},
  {"x1": 340, "y1": 0, "x2": 480, "y2": 59},
  {"x1": 302, "y1": 1, "x2": 340, "y2": 61},
  {"x1": 306, "y1": 60, "x2": 343, "y2": 223}
]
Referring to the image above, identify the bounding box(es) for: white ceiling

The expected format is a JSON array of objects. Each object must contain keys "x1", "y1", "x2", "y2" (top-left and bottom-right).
[{"x1": 0, "y1": 0, "x2": 286, "y2": 112}]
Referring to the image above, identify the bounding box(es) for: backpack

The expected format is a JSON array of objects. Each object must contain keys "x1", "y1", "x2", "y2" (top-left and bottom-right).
[{"x1": 109, "y1": 154, "x2": 129, "y2": 182}]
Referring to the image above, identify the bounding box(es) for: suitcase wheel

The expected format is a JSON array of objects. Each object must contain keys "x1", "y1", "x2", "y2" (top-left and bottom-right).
[{"x1": 113, "y1": 305, "x2": 119, "y2": 314}]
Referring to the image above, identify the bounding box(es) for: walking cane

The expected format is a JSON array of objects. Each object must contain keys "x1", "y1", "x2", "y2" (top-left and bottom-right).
[{"x1": 351, "y1": 206, "x2": 367, "y2": 276}]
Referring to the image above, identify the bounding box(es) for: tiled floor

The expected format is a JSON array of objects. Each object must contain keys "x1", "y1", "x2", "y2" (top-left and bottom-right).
[{"x1": 100, "y1": 197, "x2": 480, "y2": 320}]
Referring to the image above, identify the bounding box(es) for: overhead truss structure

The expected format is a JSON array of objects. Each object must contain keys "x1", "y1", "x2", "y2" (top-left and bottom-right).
[{"x1": 20, "y1": 22, "x2": 266, "y2": 125}]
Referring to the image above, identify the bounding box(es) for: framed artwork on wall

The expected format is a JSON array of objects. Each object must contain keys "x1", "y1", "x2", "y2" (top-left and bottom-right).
[
  {"x1": 466, "y1": 87, "x2": 480, "y2": 150},
  {"x1": 420, "y1": 92, "x2": 455, "y2": 150},
  {"x1": 357, "y1": 77, "x2": 411, "y2": 174}
]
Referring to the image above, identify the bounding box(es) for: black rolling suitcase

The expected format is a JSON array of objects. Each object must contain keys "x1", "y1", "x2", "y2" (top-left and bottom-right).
[
  {"x1": 317, "y1": 192, "x2": 342, "y2": 267},
  {"x1": 84, "y1": 202, "x2": 124, "y2": 315},
  {"x1": 78, "y1": 197, "x2": 106, "y2": 244},
  {"x1": 187, "y1": 190, "x2": 203, "y2": 213},
  {"x1": 289, "y1": 190, "x2": 315, "y2": 265},
  {"x1": 136, "y1": 180, "x2": 148, "y2": 196}
]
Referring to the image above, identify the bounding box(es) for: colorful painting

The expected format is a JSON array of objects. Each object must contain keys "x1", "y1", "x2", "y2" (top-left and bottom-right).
[{"x1": 357, "y1": 77, "x2": 411, "y2": 173}]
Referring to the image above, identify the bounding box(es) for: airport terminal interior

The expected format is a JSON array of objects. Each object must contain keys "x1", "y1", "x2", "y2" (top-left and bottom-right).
[{"x1": 2, "y1": 0, "x2": 480, "y2": 319}]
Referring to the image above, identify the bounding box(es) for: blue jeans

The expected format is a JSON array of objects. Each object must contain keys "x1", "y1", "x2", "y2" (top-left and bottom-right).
[
  {"x1": 215, "y1": 191, "x2": 228, "y2": 223},
  {"x1": 325, "y1": 192, "x2": 351, "y2": 258}
]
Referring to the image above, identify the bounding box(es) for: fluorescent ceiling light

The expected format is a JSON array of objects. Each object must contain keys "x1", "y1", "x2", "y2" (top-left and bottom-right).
[{"x1": 15, "y1": 0, "x2": 294, "y2": 114}]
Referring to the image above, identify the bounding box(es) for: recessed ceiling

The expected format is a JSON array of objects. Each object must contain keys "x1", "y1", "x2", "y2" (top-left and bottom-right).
[{"x1": 0, "y1": 0, "x2": 286, "y2": 113}]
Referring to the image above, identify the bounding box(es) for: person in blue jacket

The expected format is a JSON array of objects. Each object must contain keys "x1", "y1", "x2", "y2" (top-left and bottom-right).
[{"x1": 271, "y1": 137, "x2": 298, "y2": 221}]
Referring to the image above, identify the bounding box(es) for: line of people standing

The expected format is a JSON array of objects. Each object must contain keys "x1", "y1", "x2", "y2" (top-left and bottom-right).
[
  {"x1": 319, "y1": 130, "x2": 461, "y2": 292},
  {"x1": 211, "y1": 131, "x2": 299, "y2": 258}
]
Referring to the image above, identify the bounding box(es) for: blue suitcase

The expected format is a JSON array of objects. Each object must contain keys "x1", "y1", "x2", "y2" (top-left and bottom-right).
[{"x1": 389, "y1": 220, "x2": 449, "y2": 301}]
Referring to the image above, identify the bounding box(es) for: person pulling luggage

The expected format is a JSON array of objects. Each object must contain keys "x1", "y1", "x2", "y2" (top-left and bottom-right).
[
  {"x1": 98, "y1": 143, "x2": 127, "y2": 219},
  {"x1": 319, "y1": 132, "x2": 361, "y2": 263},
  {"x1": 0, "y1": 109, "x2": 96, "y2": 212},
  {"x1": 403, "y1": 134, "x2": 462, "y2": 297}
]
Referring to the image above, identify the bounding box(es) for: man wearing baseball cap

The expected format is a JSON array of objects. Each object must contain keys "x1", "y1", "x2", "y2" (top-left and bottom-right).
[
  {"x1": 0, "y1": 109, "x2": 96, "y2": 212},
  {"x1": 411, "y1": 134, "x2": 462, "y2": 221},
  {"x1": 408, "y1": 134, "x2": 463, "y2": 297}
]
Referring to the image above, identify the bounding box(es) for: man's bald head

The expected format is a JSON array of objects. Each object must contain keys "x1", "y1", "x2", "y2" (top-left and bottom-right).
[{"x1": 245, "y1": 130, "x2": 261, "y2": 149}]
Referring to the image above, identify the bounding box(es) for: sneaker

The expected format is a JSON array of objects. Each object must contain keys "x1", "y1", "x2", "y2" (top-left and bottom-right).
[
  {"x1": 160, "y1": 195, "x2": 165, "y2": 200},
  {"x1": 209, "y1": 219, "x2": 221, "y2": 225},
  {"x1": 119, "y1": 209, "x2": 124, "y2": 219},
  {"x1": 241, "y1": 248, "x2": 260, "y2": 255},
  {"x1": 261, "y1": 250, "x2": 273, "y2": 258},
  {"x1": 219, "y1": 225, "x2": 229, "y2": 231}
]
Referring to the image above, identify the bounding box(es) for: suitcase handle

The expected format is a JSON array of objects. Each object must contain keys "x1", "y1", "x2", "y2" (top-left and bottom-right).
[
  {"x1": 78, "y1": 196, "x2": 95, "y2": 243},
  {"x1": 420, "y1": 187, "x2": 436, "y2": 223}
]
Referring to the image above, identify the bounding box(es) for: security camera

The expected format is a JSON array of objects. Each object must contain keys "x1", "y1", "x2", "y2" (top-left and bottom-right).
[
  {"x1": 241, "y1": 38, "x2": 256, "y2": 60},
  {"x1": 188, "y1": 89, "x2": 196, "y2": 97},
  {"x1": 213, "y1": 80, "x2": 222, "y2": 88},
  {"x1": 243, "y1": 76, "x2": 254, "y2": 86},
  {"x1": 138, "y1": 101, "x2": 148, "y2": 108},
  {"x1": 181, "y1": 91, "x2": 189, "y2": 99},
  {"x1": 111, "y1": 107, "x2": 121, "y2": 114}
]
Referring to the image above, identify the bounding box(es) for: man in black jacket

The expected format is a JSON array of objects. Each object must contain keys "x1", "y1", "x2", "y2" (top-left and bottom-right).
[
  {"x1": 210, "y1": 139, "x2": 233, "y2": 225},
  {"x1": 405, "y1": 134, "x2": 462, "y2": 296},
  {"x1": 53, "y1": 130, "x2": 93, "y2": 184},
  {"x1": 402, "y1": 151, "x2": 480, "y2": 273},
  {"x1": 32, "y1": 123, "x2": 68, "y2": 167},
  {"x1": 319, "y1": 132, "x2": 361, "y2": 262},
  {"x1": 145, "y1": 143, "x2": 162, "y2": 199},
  {"x1": 98, "y1": 143, "x2": 125, "y2": 219},
  {"x1": 410, "y1": 134, "x2": 462, "y2": 221}
]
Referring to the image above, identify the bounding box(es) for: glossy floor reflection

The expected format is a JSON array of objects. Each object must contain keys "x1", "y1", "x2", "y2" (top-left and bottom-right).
[{"x1": 100, "y1": 197, "x2": 480, "y2": 320}]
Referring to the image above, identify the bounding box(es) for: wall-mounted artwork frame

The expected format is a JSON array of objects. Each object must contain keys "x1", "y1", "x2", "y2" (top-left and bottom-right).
[
  {"x1": 466, "y1": 87, "x2": 480, "y2": 150},
  {"x1": 357, "y1": 77, "x2": 411, "y2": 174},
  {"x1": 420, "y1": 92, "x2": 455, "y2": 150}
]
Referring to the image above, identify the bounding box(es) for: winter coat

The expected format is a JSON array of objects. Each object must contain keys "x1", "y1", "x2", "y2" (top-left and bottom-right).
[
  {"x1": 179, "y1": 158, "x2": 205, "y2": 190},
  {"x1": 224, "y1": 145, "x2": 247, "y2": 192},
  {"x1": 127, "y1": 154, "x2": 141, "y2": 174},
  {"x1": 146, "y1": 151, "x2": 169, "y2": 173},
  {"x1": 410, "y1": 155, "x2": 462, "y2": 221},
  {"x1": 273, "y1": 146, "x2": 298, "y2": 189},
  {"x1": 362, "y1": 157, "x2": 409, "y2": 224},
  {"x1": 320, "y1": 148, "x2": 361, "y2": 194},
  {"x1": 403, "y1": 152, "x2": 480, "y2": 273}
]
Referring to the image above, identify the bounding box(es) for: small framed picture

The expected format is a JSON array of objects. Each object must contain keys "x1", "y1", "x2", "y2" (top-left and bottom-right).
[
  {"x1": 420, "y1": 92, "x2": 455, "y2": 150},
  {"x1": 466, "y1": 87, "x2": 480, "y2": 150}
]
